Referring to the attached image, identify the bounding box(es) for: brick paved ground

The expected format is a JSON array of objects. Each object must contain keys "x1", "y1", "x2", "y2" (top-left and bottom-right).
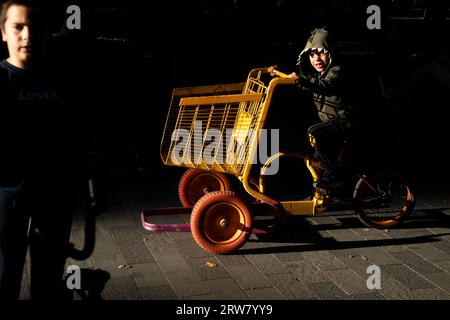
[
  {"x1": 16, "y1": 109, "x2": 450, "y2": 301},
  {"x1": 20, "y1": 165, "x2": 450, "y2": 301}
]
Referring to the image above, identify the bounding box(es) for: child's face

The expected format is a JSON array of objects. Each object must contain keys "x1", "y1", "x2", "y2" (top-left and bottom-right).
[
  {"x1": 309, "y1": 50, "x2": 330, "y2": 74},
  {"x1": 1, "y1": 5, "x2": 48, "y2": 69}
]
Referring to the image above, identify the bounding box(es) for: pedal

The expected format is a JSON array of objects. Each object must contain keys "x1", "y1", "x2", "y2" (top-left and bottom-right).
[{"x1": 314, "y1": 187, "x2": 351, "y2": 209}]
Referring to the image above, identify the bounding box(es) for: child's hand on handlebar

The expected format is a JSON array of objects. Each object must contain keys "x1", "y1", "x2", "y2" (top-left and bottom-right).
[
  {"x1": 268, "y1": 65, "x2": 299, "y2": 79},
  {"x1": 268, "y1": 65, "x2": 278, "y2": 76},
  {"x1": 286, "y1": 72, "x2": 299, "y2": 79}
]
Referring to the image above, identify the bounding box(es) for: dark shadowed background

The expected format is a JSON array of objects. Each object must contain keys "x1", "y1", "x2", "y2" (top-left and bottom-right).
[{"x1": 1, "y1": 0, "x2": 449, "y2": 193}]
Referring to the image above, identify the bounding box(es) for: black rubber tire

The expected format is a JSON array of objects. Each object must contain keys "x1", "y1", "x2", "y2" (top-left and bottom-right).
[{"x1": 354, "y1": 172, "x2": 415, "y2": 229}]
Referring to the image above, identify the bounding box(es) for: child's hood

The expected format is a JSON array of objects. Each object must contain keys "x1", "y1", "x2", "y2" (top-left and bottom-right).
[{"x1": 297, "y1": 28, "x2": 335, "y2": 75}]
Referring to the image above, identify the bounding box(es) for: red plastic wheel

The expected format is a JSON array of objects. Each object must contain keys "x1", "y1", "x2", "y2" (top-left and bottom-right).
[
  {"x1": 190, "y1": 191, "x2": 252, "y2": 254},
  {"x1": 178, "y1": 169, "x2": 231, "y2": 207}
]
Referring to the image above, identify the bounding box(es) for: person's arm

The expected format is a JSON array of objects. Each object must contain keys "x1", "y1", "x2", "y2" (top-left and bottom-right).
[{"x1": 296, "y1": 66, "x2": 343, "y2": 96}]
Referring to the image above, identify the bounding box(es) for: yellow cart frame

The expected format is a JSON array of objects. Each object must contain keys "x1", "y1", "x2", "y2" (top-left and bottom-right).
[
  {"x1": 141, "y1": 67, "x2": 415, "y2": 254},
  {"x1": 160, "y1": 67, "x2": 326, "y2": 216}
]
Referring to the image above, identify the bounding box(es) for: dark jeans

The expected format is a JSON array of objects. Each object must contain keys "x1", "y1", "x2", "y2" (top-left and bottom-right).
[
  {"x1": 0, "y1": 182, "x2": 28, "y2": 300},
  {"x1": 0, "y1": 180, "x2": 74, "y2": 300},
  {"x1": 307, "y1": 118, "x2": 354, "y2": 176}
]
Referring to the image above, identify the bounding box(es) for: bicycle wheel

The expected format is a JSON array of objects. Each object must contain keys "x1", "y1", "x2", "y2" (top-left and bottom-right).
[
  {"x1": 178, "y1": 169, "x2": 231, "y2": 207},
  {"x1": 191, "y1": 191, "x2": 252, "y2": 254},
  {"x1": 353, "y1": 172, "x2": 415, "y2": 229}
]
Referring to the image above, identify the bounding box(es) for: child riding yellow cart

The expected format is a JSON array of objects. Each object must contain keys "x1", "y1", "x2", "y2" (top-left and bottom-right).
[{"x1": 141, "y1": 67, "x2": 416, "y2": 254}]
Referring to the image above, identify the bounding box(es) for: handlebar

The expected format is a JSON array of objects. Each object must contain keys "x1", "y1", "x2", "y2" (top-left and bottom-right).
[{"x1": 270, "y1": 69, "x2": 292, "y2": 78}]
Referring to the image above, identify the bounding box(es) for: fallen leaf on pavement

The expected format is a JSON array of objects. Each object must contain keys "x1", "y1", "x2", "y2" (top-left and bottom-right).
[{"x1": 205, "y1": 261, "x2": 218, "y2": 268}]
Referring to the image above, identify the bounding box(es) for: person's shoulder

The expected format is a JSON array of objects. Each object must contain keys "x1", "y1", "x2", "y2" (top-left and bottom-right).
[
  {"x1": 0, "y1": 59, "x2": 21, "y2": 78},
  {"x1": 0, "y1": 59, "x2": 8, "y2": 73},
  {"x1": 0, "y1": 60, "x2": 9, "y2": 82},
  {"x1": 328, "y1": 64, "x2": 344, "y2": 73},
  {"x1": 0, "y1": 62, "x2": 9, "y2": 96},
  {"x1": 323, "y1": 65, "x2": 344, "y2": 79}
]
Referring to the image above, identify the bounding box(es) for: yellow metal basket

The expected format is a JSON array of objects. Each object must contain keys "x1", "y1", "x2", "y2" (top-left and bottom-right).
[{"x1": 161, "y1": 67, "x2": 294, "y2": 182}]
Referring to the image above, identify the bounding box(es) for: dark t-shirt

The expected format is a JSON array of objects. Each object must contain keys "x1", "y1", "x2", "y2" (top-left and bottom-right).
[{"x1": 0, "y1": 59, "x2": 84, "y2": 187}]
